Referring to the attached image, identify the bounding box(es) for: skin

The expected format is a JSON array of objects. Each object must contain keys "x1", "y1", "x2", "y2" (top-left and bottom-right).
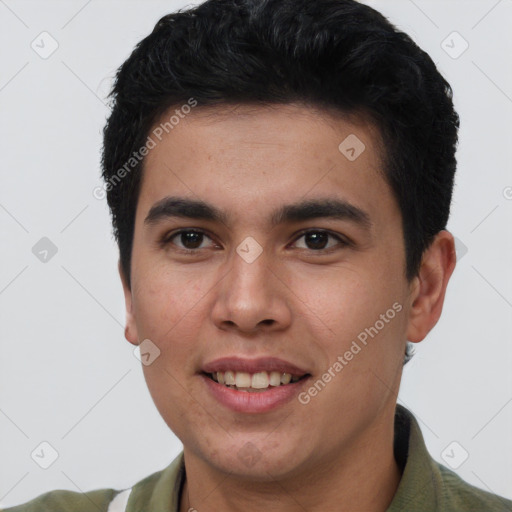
[{"x1": 120, "y1": 103, "x2": 456, "y2": 511}]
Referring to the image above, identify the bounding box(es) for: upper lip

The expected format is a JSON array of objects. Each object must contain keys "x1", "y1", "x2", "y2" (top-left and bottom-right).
[{"x1": 202, "y1": 356, "x2": 310, "y2": 376}]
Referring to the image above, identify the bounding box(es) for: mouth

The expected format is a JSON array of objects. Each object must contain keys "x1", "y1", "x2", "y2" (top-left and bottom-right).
[
  {"x1": 203, "y1": 370, "x2": 310, "y2": 392},
  {"x1": 200, "y1": 356, "x2": 312, "y2": 412}
]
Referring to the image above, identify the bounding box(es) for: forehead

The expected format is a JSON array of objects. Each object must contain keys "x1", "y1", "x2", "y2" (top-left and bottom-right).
[
  {"x1": 145, "y1": 102, "x2": 385, "y2": 165},
  {"x1": 137, "y1": 102, "x2": 394, "y2": 227}
]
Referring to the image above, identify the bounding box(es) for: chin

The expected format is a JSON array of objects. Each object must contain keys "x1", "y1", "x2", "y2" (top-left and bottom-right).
[{"x1": 193, "y1": 434, "x2": 311, "y2": 481}]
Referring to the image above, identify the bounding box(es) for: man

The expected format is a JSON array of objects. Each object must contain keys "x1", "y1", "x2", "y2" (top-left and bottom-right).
[{"x1": 4, "y1": 0, "x2": 511, "y2": 511}]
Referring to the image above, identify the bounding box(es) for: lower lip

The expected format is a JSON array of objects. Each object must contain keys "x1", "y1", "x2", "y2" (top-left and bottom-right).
[{"x1": 201, "y1": 374, "x2": 310, "y2": 413}]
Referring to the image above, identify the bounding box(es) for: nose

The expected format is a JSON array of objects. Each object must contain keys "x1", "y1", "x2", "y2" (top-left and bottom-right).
[{"x1": 211, "y1": 245, "x2": 292, "y2": 334}]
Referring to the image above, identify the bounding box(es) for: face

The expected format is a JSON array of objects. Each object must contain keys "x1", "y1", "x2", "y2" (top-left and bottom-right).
[{"x1": 122, "y1": 103, "x2": 417, "y2": 480}]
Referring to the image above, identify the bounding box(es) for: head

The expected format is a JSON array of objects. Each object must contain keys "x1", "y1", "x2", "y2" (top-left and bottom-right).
[{"x1": 102, "y1": 0, "x2": 458, "y2": 480}]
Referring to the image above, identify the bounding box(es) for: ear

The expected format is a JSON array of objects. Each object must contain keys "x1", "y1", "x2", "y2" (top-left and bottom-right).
[
  {"x1": 406, "y1": 230, "x2": 456, "y2": 343},
  {"x1": 119, "y1": 260, "x2": 139, "y2": 346}
]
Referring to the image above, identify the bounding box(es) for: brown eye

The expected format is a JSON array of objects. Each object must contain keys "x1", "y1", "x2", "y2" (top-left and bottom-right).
[
  {"x1": 178, "y1": 231, "x2": 205, "y2": 249},
  {"x1": 293, "y1": 230, "x2": 349, "y2": 251},
  {"x1": 163, "y1": 229, "x2": 215, "y2": 251}
]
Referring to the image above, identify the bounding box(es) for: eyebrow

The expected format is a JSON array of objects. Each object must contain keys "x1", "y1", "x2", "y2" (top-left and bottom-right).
[{"x1": 144, "y1": 196, "x2": 372, "y2": 230}]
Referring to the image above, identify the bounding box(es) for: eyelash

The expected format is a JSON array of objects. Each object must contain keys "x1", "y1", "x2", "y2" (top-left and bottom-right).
[{"x1": 159, "y1": 228, "x2": 352, "y2": 254}]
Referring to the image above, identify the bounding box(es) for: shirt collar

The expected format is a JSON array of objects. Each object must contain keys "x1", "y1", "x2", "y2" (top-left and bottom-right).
[{"x1": 386, "y1": 403, "x2": 441, "y2": 510}]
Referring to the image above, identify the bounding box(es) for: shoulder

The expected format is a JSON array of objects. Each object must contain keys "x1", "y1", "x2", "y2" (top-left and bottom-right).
[
  {"x1": 391, "y1": 405, "x2": 512, "y2": 511},
  {"x1": 0, "y1": 488, "x2": 116, "y2": 512},
  {"x1": 436, "y1": 462, "x2": 512, "y2": 511},
  {"x1": 0, "y1": 457, "x2": 181, "y2": 512}
]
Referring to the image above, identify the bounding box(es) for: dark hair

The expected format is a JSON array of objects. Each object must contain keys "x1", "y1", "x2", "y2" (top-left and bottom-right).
[{"x1": 102, "y1": 0, "x2": 459, "y2": 364}]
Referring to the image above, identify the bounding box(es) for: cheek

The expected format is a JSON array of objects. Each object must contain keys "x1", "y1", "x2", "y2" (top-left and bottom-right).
[
  {"x1": 131, "y1": 267, "x2": 206, "y2": 353},
  {"x1": 290, "y1": 262, "x2": 401, "y2": 337},
  {"x1": 133, "y1": 283, "x2": 176, "y2": 334},
  {"x1": 291, "y1": 265, "x2": 407, "y2": 396}
]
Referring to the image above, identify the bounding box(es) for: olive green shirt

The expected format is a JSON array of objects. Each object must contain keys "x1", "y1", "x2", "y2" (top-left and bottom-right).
[{"x1": 3, "y1": 405, "x2": 511, "y2": 511}]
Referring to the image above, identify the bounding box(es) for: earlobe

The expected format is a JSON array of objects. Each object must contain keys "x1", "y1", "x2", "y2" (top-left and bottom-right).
[
  {"x1": 406, "y1": 230, "x2": 456, "y2": 343},
  {"x1": 118, "y1": 260, "x2": 139, "y2": 346}
]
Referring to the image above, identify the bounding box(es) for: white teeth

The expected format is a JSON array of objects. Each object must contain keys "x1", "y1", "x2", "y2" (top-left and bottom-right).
[
  {"x1": 210, "y1": 370, "x2": 305, "y2": 390},
  {"x1": 235, "y1": 372, "x2": 252, "y2": 388},
  {"x1": 280, "y1": 373, "x2": 292, "y2": 385},
  {"x1": 224, "y1": 371, "x2": 236, "y2": 385},
  {"x1": 269, "y1": 371, "x2": 281, "y2": 386},
  {"x1": 251, "y1": 372, "x2": 269, "y2": 389}
]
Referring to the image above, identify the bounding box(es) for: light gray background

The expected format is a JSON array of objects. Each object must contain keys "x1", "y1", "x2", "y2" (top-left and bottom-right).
[{"x1": 1, "y1": 0, "x2": 511, "y2": 507}]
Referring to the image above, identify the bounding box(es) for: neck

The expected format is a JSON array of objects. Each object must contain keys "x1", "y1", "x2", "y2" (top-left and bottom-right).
[{"x1": 179, "y1": 406, "x2": 402, "y2": 512}]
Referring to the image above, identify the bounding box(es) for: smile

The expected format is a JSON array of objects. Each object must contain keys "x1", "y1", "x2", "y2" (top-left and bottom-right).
[
  {"x1": 200, "y1": 356, "x2": 312, "y2": 412},
  {"x1": 206, "y1": 370, "x2": 308, "y2": 392}
]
